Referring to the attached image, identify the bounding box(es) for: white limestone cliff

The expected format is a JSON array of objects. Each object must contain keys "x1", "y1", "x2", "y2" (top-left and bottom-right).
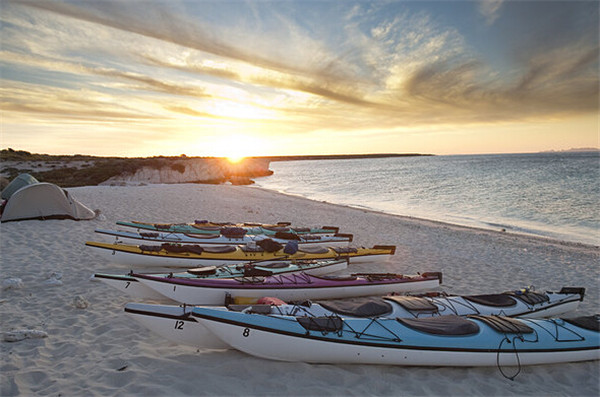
[{"x1": 100, "y1": 157, "x2": 272, "y2": 186}]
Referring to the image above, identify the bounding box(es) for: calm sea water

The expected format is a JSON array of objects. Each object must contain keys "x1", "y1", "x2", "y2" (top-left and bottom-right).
[{"x1": 254, "y1": 152, "x2": 600, "y2": 246}]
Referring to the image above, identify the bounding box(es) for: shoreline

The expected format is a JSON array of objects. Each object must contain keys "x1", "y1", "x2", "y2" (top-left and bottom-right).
[
  {"x1": 248, "y1": 184, "x2": 600, "y2": 252},
  {"x1": 1, "y1": 183, "x2": 598, "y2": 396}
]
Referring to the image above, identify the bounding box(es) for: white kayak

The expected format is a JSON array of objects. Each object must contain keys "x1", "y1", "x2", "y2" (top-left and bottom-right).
[
  {"x1": 123, "y1": 287, "x2": 586, "y2": 349},
  {"x1": 94, "y1": 228, "x2": 354, "y2": 247},
  {"x1": 90, "y1": 258, "x2": 349, "y2": 300},
  {"x1": 131, "y1": 272, "x2": 442, "y2": 305}
]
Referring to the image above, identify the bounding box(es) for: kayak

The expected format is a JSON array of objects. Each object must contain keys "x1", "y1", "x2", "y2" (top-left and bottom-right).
[
  {"x1": 116, "y1": 220, "x2": 339, "y2": 236},
  {"x1": 91, "y1": 258, "x2": 349, "y2": 299},
  {"x1": 124, "y1": 303, "x2": 230, "y2": 349},
  {"x1": 122, "y1": 287, "x2": 586, "y2": 349},
  {"x1": 85, "y1": 241, "x2": 396, "y2": 268},
  {"x1": 94, "y1": 228, "x2": 353, "y2": 247},
  {"x1": 130, "y1": 272, "x2": 443, "y2": 305},
  {"x1": 193, "y1": 307, "x2": 600, "y2": 370}
]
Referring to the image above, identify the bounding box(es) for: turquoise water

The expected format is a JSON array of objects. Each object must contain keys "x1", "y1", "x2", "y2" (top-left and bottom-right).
[{"x1": 255, "y1": 152, "x2": 600, "y2": 246}]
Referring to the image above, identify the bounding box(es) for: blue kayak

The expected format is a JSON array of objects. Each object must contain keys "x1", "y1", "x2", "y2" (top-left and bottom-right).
[{"x1": 193, "y1": 307, "x2": 599, "y2": 374}]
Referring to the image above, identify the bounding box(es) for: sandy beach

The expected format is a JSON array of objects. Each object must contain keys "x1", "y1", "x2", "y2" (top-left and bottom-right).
[{"x1": 1, "y1": 183, "x2": 598, "y2": 396}]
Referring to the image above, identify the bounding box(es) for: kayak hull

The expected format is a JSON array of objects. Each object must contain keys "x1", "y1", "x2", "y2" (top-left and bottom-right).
[
  {"x1": 120, "y1": 287, "x2": 584, "y2": 350},
  {"x1": 116, "y1": 221, "x2": 339, "y2": 236},
  {"x1": 124, "y1": 303, "x2": 229, "y2": 349},
  {"x1": 92, "y1": 258, "x2": 349, "y2": 299},
  {"x1": 133, "y1": 273, "x2": 442, "y2": 305},
  {"x1": 91, "y1": 273, "x2": 167, "y2": 300},
  {"x1": 95, "y1": 228, "x2": 353, "y2": 247},
  {"x1": 195, "y1": 309, "x2": 600, "y2": 367},
  {"x1": 85, "y1": 241, "x2": 395, "y2": 268}
]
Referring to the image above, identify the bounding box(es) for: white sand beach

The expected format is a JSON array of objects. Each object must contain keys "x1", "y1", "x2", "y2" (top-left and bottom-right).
[{"x1": 1, "y1": 183, "x2": 598, "y2": 396}]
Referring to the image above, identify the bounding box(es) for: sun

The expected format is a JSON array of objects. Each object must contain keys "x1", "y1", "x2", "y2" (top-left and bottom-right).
[
  {"x1": 208, "y1": 134, "x2": 268, "y2": 162},
  {"x1": 226, "y1": 153, "x2": 245, "y2": 163}
]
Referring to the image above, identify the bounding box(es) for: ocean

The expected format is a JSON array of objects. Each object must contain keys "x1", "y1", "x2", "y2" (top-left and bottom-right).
[{"x1": 254, "y1": 152, "x2": 600, "y2": 246}]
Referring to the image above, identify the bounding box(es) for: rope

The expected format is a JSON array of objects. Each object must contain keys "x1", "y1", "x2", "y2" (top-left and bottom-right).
[{"x1": 496, "y1": 336, "x2": 523, "y2": 381}]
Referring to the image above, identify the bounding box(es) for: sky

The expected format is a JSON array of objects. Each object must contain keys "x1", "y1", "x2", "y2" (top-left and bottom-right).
[{"x1": 1, "y1": 0, "x2": 598, "y2": 158}]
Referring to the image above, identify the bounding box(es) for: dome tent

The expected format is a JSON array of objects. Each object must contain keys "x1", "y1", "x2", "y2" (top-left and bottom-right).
[
  {"x1": 1, "y1": 180, "x2": 96, "y2": 223},
  {"x1": 1, "y1": 173, "x2": 38, "y2": 200}
]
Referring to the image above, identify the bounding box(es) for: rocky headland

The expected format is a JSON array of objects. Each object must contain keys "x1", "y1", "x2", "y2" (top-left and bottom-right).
[
  {"x1": 0, "y1": 149, "x2": 272, "y2": 188},
  {"x1": 99, "y1": 157, "x2": 272, "y2": 186}
]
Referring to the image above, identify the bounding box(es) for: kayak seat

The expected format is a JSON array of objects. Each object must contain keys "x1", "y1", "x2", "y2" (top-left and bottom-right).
[
  {"x1": 153, "y1": 223, "x2": 172, "y2": 230},
  {"x1": 561, "y1": 315, "x2": 600, "y2": 332},
  {"x1": 468, "y1": 315, "x2": 534, "y2": 334},
  {"x1": 463, "y1": 294, "x2": 517, "y2": 307},
  {"x1": 241, "y1": 245, "x2": 264, "y2": 252},
  {"x1": 202, "y1": 245, "x2": 237, "y2": 254},
  {"x1": 140, "y1": 232, "x2": 160, "y2": 237},
  {"x1": 297, "y1": 316, "x2": 344, "y2": 332},
  {"x1": 260, "y1": 262, "x2": 291, "y2": 269},
  {"x1": 220, "y1": 227, "x2": 247, "y2": 238},
  {"x1": 190, "y1": 225, "x2": 221, "y2": 231},
  {"x1": 299, "y1": 235, "x2": 323, "y2": 241},
  {"x1": 333, "y1": 247, "x2": 358, "y2": 254},
  {"x1": 316, "y1": 297, "x2": 393, "y2": 318},
  {"x1": 257, "y1": 239, "x2": 283, "y2": 252},
  {"x1": 161, "y1": 243, "x2": 191, "y2": 253},
  {"x1": 312, "y1": 274, "x2": 358, "y2": 281},
  {"x1": 505, "y1": 291, "x2": 549, "y2": 305},
  {"x1": 397, "y1": 315, "x2": 480, "y2": 335},
  {"x1": 298, "y1": 246, "x2": 329, "y2": 254},
  {"x1": 183, "y1": 233, "x2": 219, "y2": 239},
  {"x1": 384, "y1": 296, "x2": 439, "y2": 313},
  {"x1": 242, "y1": 267, "x2": 273, "y2": 277},
  {"x1": 227, "y1": 304, "x2": 273, "y2": 314},
  {"x1": 187, "y1": 266, "x2": 217, "y2": 275},
  {"x1": 274, "y1": 231, "x2": 301, "y2": 241},
  {"x1": 262, "y1": 226, "x2": 290, "y2": 232},
  {"x1": 139, "y1": 245, "x2": 162, "y2": 252},
  {"x1": 161, "y1": 244, "x2": 204, "y2": 255}
]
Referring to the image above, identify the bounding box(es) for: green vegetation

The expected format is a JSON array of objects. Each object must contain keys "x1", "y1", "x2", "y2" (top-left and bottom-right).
[
  {"x1": 0, "y1": 148, "x2": 201, "y2": 187},
  {"x1": 0, "y1": 148, "x2": 100, "y2": 162}
]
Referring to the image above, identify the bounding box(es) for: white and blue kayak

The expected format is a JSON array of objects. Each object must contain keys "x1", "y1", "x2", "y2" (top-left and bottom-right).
[
  {"x1": 94, "y1": 228, "x2": 353, "y2": 247},
  {"x1": 122, "y1": 287, "x2": 586, "y2": 350},
  {"x1": 193, "y1": 307, "x2": 600, "y2": 369},
  {"x1": 116, "y1": 220, "x2": 340, "y2": 236},
  {"x1": 91, "y1": 258, "x2": 349, "y2": 300}
]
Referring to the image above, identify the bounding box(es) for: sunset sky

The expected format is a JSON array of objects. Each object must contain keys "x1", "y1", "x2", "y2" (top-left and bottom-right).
[{"x1": 1, "y1": 0, "x2": 598, "y2": 157}]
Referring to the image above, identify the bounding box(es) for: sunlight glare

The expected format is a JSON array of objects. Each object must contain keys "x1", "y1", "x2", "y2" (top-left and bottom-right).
[{"x1": 208, "y1": 134, "x2": 269, "y2": 162}]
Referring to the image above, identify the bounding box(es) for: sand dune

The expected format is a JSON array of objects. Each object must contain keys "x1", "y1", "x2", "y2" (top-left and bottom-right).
[{"x1": 1, "y1": 183, "x2": 598, "y2": 396}]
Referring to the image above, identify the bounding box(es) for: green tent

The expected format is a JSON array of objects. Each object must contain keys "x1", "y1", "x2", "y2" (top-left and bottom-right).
[{"x1": 1, "y1": 173, "x2": 39, "y2": 200}]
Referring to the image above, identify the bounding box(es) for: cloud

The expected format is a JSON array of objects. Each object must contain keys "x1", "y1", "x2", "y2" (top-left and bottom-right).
[
  {"x1": 2, "y1": 0, "x2": 598, "y2": 139},
  {"x1": 478, "y1": 0, "x2": 504, "y2": 25},
  {"x1": 0, "y1": 80, "x2": 164, "y2": 123},
  {"x1": 14, "y1": 0, "x2": 355, "y2": 83}
]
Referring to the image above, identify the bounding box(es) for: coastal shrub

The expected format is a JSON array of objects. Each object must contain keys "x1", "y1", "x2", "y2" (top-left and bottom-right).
[{"x1": 1, "y1": 167, "x2": 23, "y2": 179}]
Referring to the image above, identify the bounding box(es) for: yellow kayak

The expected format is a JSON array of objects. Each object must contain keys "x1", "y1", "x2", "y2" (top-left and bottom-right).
[{"x1": 85, "y1": 241, "x2": 396, "y2": 268}]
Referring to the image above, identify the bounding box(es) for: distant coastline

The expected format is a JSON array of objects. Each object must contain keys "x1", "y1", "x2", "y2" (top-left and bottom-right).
[
  {"x1": 539, "y1": 147, "x2": 599, "y2": 153},
  {"x1": 260, "y1": 153, "x2": 433, "y2": 162},
  {"x1": 0, "y1": 148, "x2": 430, "y2": 188}
]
